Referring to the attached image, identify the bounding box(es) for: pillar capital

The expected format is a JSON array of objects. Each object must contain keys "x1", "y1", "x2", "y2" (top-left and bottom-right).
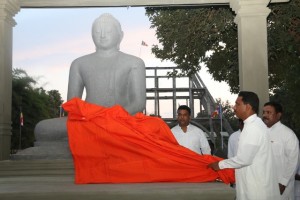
[
  {"x1": 0, "y1": 0, "x2": 20, "y2": 26},
  {"x1": 230, "y1": 0, "x2": 271, "y2": 19}
]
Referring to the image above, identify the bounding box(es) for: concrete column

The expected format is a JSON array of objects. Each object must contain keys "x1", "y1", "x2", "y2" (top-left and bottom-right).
[
  {"x1": 0, "y1": 0, "x2": 19, "y2": 160},
  {"x1": 230, "y1": 0, "x2": 270, "y2": 115}
]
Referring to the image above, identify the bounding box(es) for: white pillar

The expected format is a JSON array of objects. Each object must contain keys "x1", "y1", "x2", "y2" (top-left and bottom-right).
[
  {"x1": 0, "y1": 0, "x2": 19, "y2": 160},
  {"x1": 230, "y1": 0, "x2": 270, "y2": 115}
]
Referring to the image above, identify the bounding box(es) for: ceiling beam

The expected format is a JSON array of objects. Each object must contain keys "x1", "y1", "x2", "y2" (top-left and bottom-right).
[{"x1": 18, "y1": 0, "x2": 290, "y2": 9}]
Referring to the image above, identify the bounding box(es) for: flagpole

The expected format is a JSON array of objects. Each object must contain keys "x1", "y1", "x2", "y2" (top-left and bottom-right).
[
  {"x1": 139, "y1": 45, "x2": 142, "y2": 57},
  {"x1": 19, "y1": 106, "x2": 22, "y2": 150},
  {"x1": 220, "y1": 114, "x2": 223, "y2": 132},
  {"x1": 220, "y1": 104, "x2": 223, "y2": 132},
  {"x1": 218, "y1": 104, "x2": 223, "y2": 149},
  {"x1": 59, "y1": 105, "x2": 62, "y2": 117}
]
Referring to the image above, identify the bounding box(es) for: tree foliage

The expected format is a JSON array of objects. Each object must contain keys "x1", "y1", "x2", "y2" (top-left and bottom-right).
[
  {"x1": 145, "y1": 1, "x2": 300, "y2": 135},
  {"x1": 11, "y1": 68, "x2": 63, "y2": 152},
  {"x1": 145, "y1": 6, "x2": 238, "y2": 92},
  {"x1": 145, "y1": 2, "x2": 299, "y2": 93}
]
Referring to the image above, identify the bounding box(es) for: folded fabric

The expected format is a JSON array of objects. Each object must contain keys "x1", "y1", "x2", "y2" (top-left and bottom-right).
[{"x1": 63, "y1": 98, "x2": 235, "y2": 184}]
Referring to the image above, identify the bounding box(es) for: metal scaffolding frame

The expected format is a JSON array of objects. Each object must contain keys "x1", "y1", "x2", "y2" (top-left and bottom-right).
[{"x1": 145, "y1": 66, "x2": 233, "y2": 145}]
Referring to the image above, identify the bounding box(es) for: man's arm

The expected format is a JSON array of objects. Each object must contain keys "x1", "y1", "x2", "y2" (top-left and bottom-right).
[
  {"x1": 198, "y1": 131, "x2": 211, "y2": 155},
  {"x1": 208, "y1": 125, "x2": 261, "y2": 170},
  {"x1": 279, "y1": 130, "x2": 299, "y2": 189}
]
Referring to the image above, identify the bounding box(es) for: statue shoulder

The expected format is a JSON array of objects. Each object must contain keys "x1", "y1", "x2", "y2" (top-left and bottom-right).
[
  {"x1": 70, "y1": 53, "x2": 95, "y2": 70},
  {"x1": 118, "y1": 52, "x2": 145, "y2": 67}
]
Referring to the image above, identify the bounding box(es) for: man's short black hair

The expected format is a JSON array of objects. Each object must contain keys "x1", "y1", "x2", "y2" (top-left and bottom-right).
[
  {"x1": 238, "y1": 91, "x2": 259, "y2": 114},
  {"x1": 177, "y1": 105, "x2": 191, "y2": 115},
  {"x1": 264, "y1": 101, "x2": 283, "y2": 114}
]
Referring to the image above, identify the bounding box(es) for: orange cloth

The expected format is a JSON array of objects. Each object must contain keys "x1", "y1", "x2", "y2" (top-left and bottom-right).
[{"x1": 63, "y1": 98, "x2": 235, "y2": 184}]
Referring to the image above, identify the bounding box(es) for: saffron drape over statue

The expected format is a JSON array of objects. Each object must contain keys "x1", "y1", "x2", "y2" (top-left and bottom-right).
[{"x1": 63, "y1": 98, "x2": 234, "y2": 184}]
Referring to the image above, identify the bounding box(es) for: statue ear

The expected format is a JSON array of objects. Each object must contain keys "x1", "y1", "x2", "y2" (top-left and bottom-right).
[
  {"x1": 120, "y1": 31, "x2": 124, "y2": 42},
  {"x1": 116, "y1": 31, "x2": 124, "y2": 50}
]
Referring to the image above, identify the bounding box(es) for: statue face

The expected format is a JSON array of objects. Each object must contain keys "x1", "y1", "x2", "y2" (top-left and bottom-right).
[{"x1": 92, "y1": 21, "x2": 121, "y2": 50}]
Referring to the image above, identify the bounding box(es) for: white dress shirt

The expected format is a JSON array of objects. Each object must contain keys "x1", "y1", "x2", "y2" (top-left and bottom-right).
[
  {"x1": 219, "y1": 114, "x2": 280, "y2": 200},
  {"x1": 227, "y1": 130, "x2": 241, "y2": 158},
  {"x1": 171, "y1": 124, "x2": 211, "y2": 155},
  {"x1": 268, "y1": 121, "x2": 299, "y2": 200}
]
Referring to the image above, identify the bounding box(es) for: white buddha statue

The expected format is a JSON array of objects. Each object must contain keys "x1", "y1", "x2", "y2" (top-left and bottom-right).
[{"x1": 31, "y1": 13, "x2": 146, "y2": 156}]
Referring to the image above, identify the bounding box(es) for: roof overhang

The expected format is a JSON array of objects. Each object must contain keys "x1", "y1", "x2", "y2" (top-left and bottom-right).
[{"x1": 18, "y1": 0, "x2": 289, "y2": 8}]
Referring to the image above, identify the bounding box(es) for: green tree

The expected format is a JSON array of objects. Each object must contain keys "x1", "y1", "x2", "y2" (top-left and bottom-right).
[
  {"x1": 221, "y1": 100, "x2": 239, "y2": 132},
  {"x1": 47, "y1": 90, "x2": 64, "y2": 117},
  {"x1": 145, "y1": 6, "x2": 238, "y2": 91},
  {"x1": 11, "y1": 68, "x2": 64, "y2": 152},
  {"x1": 11, "y1": 68, "x2": 37, "y2": 151}
]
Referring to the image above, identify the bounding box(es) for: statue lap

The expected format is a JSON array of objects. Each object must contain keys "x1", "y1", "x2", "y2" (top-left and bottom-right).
[{"x1": 34, "y1": 117, "x2": 68, "y2": 143}]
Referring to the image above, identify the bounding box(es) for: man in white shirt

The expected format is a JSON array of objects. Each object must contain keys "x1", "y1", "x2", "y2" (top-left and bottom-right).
[
  {"x1": 263, "y1": 101, "x2": 299, "y2": 200},
  {"x1": 208, "y1": 91, "x2": 280, "y2": 200},
  {"x1": 171, "y1": 105, "x2": 211, "y2": 155},
  {"x1": 227, "y1": 119, "x2": 244, "y2": 159}
]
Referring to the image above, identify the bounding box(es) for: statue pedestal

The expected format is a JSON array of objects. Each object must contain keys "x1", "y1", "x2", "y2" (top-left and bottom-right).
[
  {"x1": 12, "y1": 117, "x2": 71, "y2": 160},
  {"x1": 11, "y1": 141, "x2": 72, "y2": 160},
  {"x1": 0, "y1": 159, "x2": 235, "y2": 200}
]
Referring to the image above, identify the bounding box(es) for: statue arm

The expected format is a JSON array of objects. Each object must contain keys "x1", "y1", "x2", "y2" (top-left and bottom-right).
[
  {"x1": 126, "y1": 60, "x2": 146, "y2": 114},
  {"x1": 67, "y1": 61, "x2": 84, "y2": 101}
]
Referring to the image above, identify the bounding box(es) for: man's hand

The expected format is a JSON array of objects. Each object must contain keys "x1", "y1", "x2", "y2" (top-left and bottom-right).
[
  {"x1": 207, "y1": 161, "x2": 220, "y2": 171},
  {"x1": 279, "y1": 183, "x2": 286, "y2": 195}
]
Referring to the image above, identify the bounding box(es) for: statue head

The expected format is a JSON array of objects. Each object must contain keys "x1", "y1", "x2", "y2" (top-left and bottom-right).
[{"x1": 92, "y1": 13, "x2": 124, "y2": 51}]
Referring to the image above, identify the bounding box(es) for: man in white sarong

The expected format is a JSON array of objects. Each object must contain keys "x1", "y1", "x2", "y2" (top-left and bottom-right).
[
  {"x1": 208, "y1": 91, "x2": 280, "y2": 200},
  {"x1": 263, "y1": 102, "x2": 299, "y2": 200}
]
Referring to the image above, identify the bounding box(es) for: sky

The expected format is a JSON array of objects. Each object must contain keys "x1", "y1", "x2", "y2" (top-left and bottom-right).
[{"x1": 13, "y1": 7, "x2": 237, "y2": 117}]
